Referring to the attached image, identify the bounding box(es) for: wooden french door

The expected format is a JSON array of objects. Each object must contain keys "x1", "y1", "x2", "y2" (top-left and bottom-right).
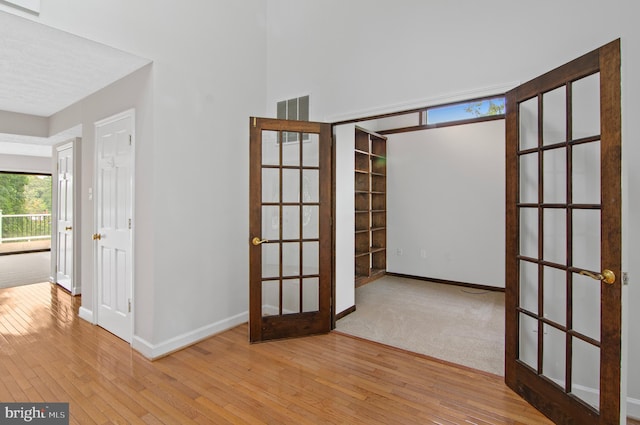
[
  {"x1": 505, "y1": 40, "x2": 621, "y2": 424},
  {"x1": 249, "y1": 117, "x2": 332, "y2": 343}
]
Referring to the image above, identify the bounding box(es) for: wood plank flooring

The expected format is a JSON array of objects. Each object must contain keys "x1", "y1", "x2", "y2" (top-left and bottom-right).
[{"x1": 0, "y1": 282, "x2": 558, "y2": 424}]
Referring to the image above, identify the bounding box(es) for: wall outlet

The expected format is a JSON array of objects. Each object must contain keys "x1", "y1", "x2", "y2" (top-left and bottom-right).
[
  {"x1": 420, "y1": 249, "x2": 427, "y2": 259},
  {"x1": 396, "y1": 248, "x2": 403, "y2": 256}
]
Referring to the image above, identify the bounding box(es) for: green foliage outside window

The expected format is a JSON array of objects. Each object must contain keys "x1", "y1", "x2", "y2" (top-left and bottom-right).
[{"x1": 0, "y1": 173, "x2": 52, "y2": 240}]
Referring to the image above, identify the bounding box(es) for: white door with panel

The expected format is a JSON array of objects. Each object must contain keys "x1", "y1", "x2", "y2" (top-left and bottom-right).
[
  {"x1": 94, "y1": 111, "x2": 134, "y2": 343},
  {"x1": 56, "y1": 143, "x2": 74, "y2": 292}
]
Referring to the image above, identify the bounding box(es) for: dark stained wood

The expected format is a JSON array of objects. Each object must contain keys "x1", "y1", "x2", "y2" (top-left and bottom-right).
[
  {"x1": 335, "y1": 304, "x2": 356, "y2": 320},
  {"x1": 354, "y1": 127, "x2": 387, "y2": 287},
  {"x1": 504, "y1": 39, "x2": 622, "y2": 425},
  {"x1": 248, "y1": 118, "x2": 332, "y2": 343},
  {"x1": 510, "y1": 48, "x2": 600, "y2": 102},
  {"x1": 598, "y1": 38, "x2": 622, "y2": 425},
  {"x1": 1, "y1": 282, "x2": 557, "y2": 424},
  {"x1": 505, "y1": 88, "x2": 519, "y2": 390},
  {"x1": 248, "y1": 117, "x2": 262, "y2": 343},
  {"x1": 386, "y1": 272, "x2": 506, "y2": 293}
]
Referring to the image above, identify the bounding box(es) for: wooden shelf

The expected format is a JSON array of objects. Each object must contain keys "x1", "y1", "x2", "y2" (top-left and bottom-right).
[{"x1": 353, "y1": 127, "x2": 387, "y2": 286}]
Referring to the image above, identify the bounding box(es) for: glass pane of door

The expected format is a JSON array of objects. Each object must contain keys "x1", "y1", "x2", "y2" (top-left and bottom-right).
[
  {"x1": 508, "y1": 41, "x2": 621, "y2": 425},
  {"x1": 517, "y1": 72, "x2": 604, "y2": 413},
  {"x1": 258, "y1": 126, "x2": 323, "y2": 320}
]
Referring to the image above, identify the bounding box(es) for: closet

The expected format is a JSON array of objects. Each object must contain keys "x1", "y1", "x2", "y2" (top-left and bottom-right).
[{"x1": 354, "y1": 127, "x2": 387, "y2": 286}]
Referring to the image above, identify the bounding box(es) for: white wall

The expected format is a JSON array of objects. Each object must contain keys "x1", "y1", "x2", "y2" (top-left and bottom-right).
[
  {"x1": 49, "y1": 64, "x2": 154, "y2": 339},
  {"x1": 0, "y1": 154, "x2": 51, "y2": 174},
  {"x1": 0, "y1": 111, "x2": 47, "y2": 137},
  {"x1": 39, "y1": 1, "x2": 268, "y2": 356},
  {"x1": 386, "y1": 120, "x2": 505, "y2": 287},
  {"x1": 334, "y1": 124, "x2": 356, "y2": 314},
  {"x1": 266, "y1": 0, "x2": 639, "y2": 417}
]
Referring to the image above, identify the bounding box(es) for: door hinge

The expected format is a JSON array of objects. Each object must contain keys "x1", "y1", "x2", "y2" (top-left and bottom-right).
[
  {"x1": 623, "y1": 272, "x2": 629, "y2": 286},
  {"x1": 128, "y1": 218, "x2": 132, "y2": 229},
  {"x1": 129, "y1": 135, "x2": 132, "y2": 145},
  {"x1": 128, "y1": 299, "x2": 132, "y2": 313}
]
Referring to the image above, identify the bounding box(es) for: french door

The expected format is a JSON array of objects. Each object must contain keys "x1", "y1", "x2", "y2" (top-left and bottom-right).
[
  {"x1": 505, "y1": 40, "x2": 621, "y2": 424},
  {"x1": 249, "y1": 117, "x2": 332, "y2": 342}
]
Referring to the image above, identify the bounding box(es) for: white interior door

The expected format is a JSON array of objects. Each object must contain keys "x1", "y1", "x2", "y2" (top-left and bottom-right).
[
  {"x1": 95, "y1": 110, "x2": 134, "y2": 343},
  {"x1": 55, "y1": 143, "x2": 73, "y2": 292}
]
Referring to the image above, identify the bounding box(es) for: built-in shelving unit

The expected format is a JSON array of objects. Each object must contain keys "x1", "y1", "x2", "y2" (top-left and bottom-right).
[{"x1": 354, "y1": 127, "x2": 387, "y2": 287}]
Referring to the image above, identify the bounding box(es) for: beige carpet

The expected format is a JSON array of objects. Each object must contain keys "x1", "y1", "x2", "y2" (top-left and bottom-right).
[
  {"x1": 0, "y1": 251, "x2": 51, "y2": 289},
  {"x1": 336, "y1": 275, "x2": 505, "y2": 376}
]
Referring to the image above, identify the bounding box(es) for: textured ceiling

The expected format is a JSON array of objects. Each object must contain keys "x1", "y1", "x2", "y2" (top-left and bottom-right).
[{"x1": 0, "y1": 10, "x2": 151, "y2": 155}]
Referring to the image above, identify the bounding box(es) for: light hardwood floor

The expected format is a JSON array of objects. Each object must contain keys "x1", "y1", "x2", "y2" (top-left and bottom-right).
[{"x1": 0, "y1": 282, "x2": 557, "y2": 424}]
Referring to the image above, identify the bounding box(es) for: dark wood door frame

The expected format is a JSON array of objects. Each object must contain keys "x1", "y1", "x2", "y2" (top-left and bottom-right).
[
  {"x1": 505, "y1": 39, "x2": 621, "y2": 424},
  {"x1": 249, "y1": 117, "x2": 333, "y2": 343}
]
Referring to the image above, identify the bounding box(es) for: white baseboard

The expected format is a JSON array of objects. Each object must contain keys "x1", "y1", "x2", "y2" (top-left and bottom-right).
[
  {"x1": 132, "y1": 311, "x2": 248, "y2": 360},
  {"x1": 78, "y1": 306, "x2": 95, "y2": 324},
  {"x1": 628, "y1": 396, "x2": 640, "y2": 420}
]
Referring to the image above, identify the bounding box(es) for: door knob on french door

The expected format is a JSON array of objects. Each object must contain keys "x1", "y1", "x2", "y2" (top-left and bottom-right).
[
  {"x1": 65, "y1": 226, "x2": 72, "y2": 231},
  {"x1": 579, "y1": 269, "x2": 615, "y2": 284},
  {"x1": 92, "y1": 233, "x2": 102, "y2": 241},
  {"x1": 251, "y1": 237, "x2": 268, "y2": 246}
]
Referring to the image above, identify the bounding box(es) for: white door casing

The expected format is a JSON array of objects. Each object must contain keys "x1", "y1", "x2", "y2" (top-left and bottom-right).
[
  {"x1": 94, "y1": 110, "x2": 134, "y2": 343},
  {"x1": 55, "y1": 142, "x2": 74, "y2": 292}
]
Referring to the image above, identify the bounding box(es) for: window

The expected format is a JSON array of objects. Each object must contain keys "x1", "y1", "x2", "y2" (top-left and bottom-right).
[
  {"x1": 0, "y1": 172, "x2": 52, "y2": 254},
  {"x1": 425, "y1": 97, "x2": 505, "y2": 125}
]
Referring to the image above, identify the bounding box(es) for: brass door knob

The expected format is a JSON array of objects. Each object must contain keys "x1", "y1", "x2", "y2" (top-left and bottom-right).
[
  {"x1": 579, "y1": 269, "x2": 615, "y2": 284},
  {"x1": 65, "y1": 226, "x2": 73, "y2": 231},
  {"x1": 92, "y1": 233, "x2": 102, "y2": 241},
  {"x1": 252, "y1": 237, "x2": 268, "y2": 246}
]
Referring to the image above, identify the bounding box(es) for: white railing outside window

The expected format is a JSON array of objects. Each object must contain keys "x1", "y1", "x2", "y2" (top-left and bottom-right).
[{"x1": 0, "y1": 209, "x2": 52, "y2": 244}]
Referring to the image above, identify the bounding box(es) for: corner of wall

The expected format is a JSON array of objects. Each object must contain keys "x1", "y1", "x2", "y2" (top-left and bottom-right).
[
  {"x1": 132, "y1": 311, "x2": 249, "y2": 360},
  {"x1": 78, "y1": 306, "x2": 95, "y2": 324}
]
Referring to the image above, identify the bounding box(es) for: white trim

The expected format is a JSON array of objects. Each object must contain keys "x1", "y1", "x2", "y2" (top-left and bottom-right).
[
  {"x1": 93, "y1": 108, "x2": 135, "y2": 344},
  {"x1": 570, "y1": 383, "x2": 600, "y2": 411},
  {"x1": 78, "y1": 306, "x2": 95, "y2": 324},
  {"x1": 628, "y1": 396, "x2": 640, "y2": 420},
  {"x1": 325, "y1": 82, "x2": 519, "y2": 123},
  {"x1": 132, "y1": 312, "x2": 249, "y2": 360}
]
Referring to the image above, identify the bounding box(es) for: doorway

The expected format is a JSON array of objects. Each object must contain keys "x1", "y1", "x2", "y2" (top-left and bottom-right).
[
  {"x1": 0, "y1": 170, "x2": 53, "y2": 289},
  {"x1": 335, "y1": 112, "x2": 507, "y2": 375},
  {"x1": 52, "y1": 138, "x2": 80, "y2": 295},
  {"x1": 333, "y1": 39, "x2": 623, "y2": 425}
]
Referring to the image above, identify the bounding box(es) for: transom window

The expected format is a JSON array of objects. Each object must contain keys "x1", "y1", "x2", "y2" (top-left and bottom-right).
[{"x1": 425, "y1": 97, "x2": 505, "y2": 125}]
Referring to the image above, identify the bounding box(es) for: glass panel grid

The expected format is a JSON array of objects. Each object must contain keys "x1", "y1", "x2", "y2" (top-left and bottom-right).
[{"x1": 259, "y1": 128, "x2": 322, "y2": 319}]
